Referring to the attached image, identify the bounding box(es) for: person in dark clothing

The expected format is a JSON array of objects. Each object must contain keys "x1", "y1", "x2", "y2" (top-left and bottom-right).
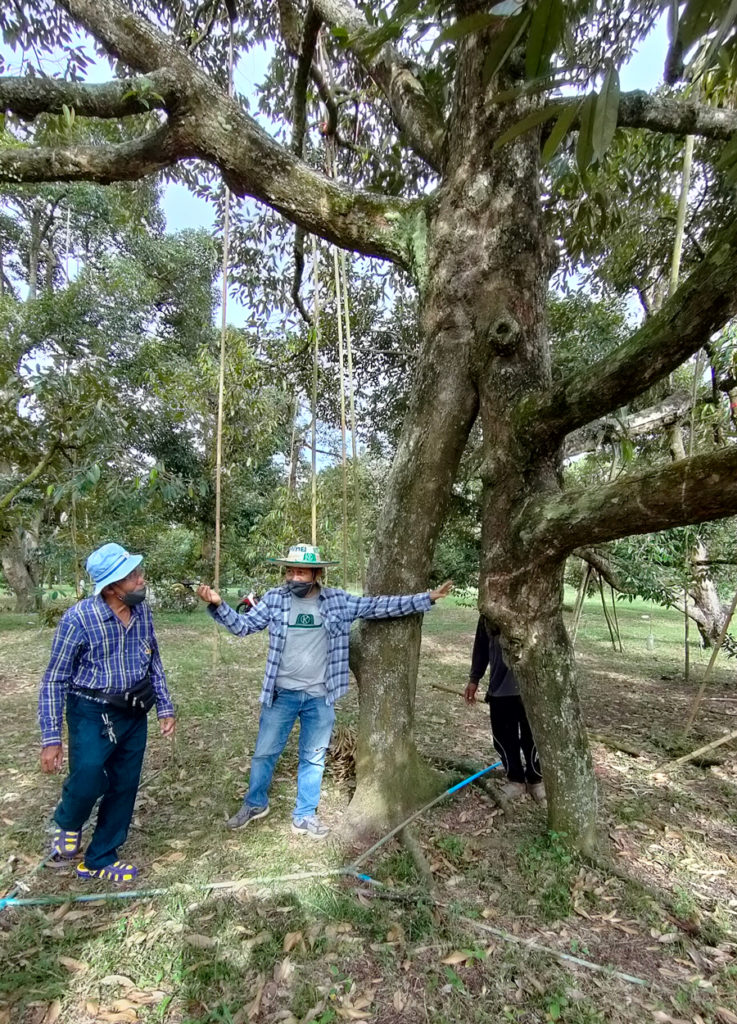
[{"x1": 464, "y1": 616, "x2": 545, "y2": 802}]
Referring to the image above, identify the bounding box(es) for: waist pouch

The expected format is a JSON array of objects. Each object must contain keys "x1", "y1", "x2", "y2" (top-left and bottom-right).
[{"x1": 73, "y1": 674, "x2": 156, "y2": 716}]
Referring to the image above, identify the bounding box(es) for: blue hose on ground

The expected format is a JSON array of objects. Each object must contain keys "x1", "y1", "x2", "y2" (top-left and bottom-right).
[{"x1": 0, "y1": 760, "x2": 502, "y2": 911}]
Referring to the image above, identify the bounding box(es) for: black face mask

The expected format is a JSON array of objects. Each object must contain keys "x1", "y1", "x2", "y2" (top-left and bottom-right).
[
  {"x1": 120, "y1": 586, "x2": 147, "y2": 607},
  {"x1": 286, "y1": 580, "x2": 314, "y2": 599}
]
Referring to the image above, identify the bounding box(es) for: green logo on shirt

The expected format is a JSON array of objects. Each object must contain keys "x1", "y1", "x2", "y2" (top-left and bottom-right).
[{"x1": 295, "y1": 613, "x2": 315, "y2": 626}]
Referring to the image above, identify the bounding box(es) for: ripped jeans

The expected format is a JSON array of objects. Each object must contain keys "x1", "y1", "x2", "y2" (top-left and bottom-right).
[
  {"x1": 54, "y1": 693, "x2": 147, "y2": 869},
  {"x1": 245, "y1": 689, "x2": 335, "y2": 820}
]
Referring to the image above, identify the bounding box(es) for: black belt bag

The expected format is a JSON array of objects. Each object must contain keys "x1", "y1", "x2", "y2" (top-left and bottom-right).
[{"x1": 73, "y1": 674, "x2": 156, "y2": 716}]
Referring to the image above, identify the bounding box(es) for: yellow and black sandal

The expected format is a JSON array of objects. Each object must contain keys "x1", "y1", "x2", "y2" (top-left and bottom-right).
[
  {"x1": 76, "y1": 860, "x2": 139, "y2": 882},
  {"x1": 49, "y1": 827, "x2": 82, "y2": 864}
]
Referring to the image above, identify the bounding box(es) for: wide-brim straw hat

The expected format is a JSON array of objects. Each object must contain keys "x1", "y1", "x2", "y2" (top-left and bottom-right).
[{"x1": 267, "y1": 543, "x2": 339, "y2": 568}]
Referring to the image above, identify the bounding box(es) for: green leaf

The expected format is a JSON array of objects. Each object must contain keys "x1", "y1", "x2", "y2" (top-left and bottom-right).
[
  {"x1": 492, "y1": 71, "x2": 570, "y2": 105},
  {"x1": 697, "y1": 0, "x2": 737, "y2": 73},
  {"x1": 541, "y1": 99, "x2": 581, "y2": 163},
  {"x1": 576, "y1": 92, "x2": 596, "y2": 172},
  {"x1": 483, "y1": 10, "x2": 531, "y2": 86},
  {"x1": 591, "y1": 64, "x2": 620, "y2": 162},
  {"x1": 526, "y1": 0, "x2": 565, "y2": 80},
  {"x1": 493, "y1": 103, "x2": 562, "y2": 149}
]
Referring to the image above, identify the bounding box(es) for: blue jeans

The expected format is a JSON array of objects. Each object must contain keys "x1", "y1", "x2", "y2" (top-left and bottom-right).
[
  {"x1": 245, "y1": 689, "x2": 335, "y2": 820},
  {"x1": 54, "y1": 693, "x2": 147, "y2": 869}
]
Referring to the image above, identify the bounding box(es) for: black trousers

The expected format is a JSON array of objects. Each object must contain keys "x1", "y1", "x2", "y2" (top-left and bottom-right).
[{"x1": 488, "y1": 695, "x2": 542, "y2": 784}]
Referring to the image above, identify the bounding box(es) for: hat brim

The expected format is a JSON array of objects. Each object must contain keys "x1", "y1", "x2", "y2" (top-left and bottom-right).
[
  {"x1": 267, "y1": 557, "x2": 339, "y2": 567},
  {"x1": 94, "y1": 553, "x2": 143, "y2": 595}
]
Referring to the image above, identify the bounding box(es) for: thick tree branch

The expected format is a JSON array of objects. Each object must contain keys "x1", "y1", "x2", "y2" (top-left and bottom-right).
[
  {"x1": 522, "y1": 217, "x2": 737, "y2": 448},
  {"x1": 0, "y1": 444, "x2": 58, "y2": 516},
  {"x1": 58, "y1": 0, "x2": 181, "y2": 73},
  {"x1": 527, "y1": 445, "x2": 737, "y2": 559},
  {"x1": 615, "y1": 91, "x2": 737, "y2": 141},
  {"x1": 0, "y1": 123, "x2": 190, "y2": 185},
  {"x1": 564, "y1": 392, "x2": 692, "y2": 458},
  {"x1": 572, "y1": 548, "x2": 625, "y2": 591},
  {"x1": 0, "y1": 71, "x2": 177, "y2": 119},
  {"x1": 310, "y1": 0, "x2": 444, "y2": 172},
  {"x1": 0, "y1": 0, "x2": 423, "y2": 271}
]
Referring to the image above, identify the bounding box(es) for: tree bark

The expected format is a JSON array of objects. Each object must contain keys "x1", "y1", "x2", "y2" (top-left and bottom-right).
[{"x1": 1, "y1": 525, "x2": 41, "y2": 612}]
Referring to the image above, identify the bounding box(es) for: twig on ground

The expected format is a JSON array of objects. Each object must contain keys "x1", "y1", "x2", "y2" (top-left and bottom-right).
[
  {"x1": 659, "y1": 727, "x2": 737, "y2": 771},
  {"x1": 590, "y1": 732, "x2": 644, "y2": 757},
  {"x1": 459, "y1": 916, "x2": 653, "y2": 988}
]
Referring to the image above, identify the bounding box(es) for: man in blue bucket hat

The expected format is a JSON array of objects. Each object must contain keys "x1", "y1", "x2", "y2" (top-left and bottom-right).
[
  {"x1": 197, "y1": 543, "x2": 452, "y2": 840},
  {"x1": 38, "y1": 543, "x2": 175, "y2": 882}
]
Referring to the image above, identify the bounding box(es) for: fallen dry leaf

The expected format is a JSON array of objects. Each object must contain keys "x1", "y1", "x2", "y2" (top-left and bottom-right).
[
  {"x1": 273, "y1": 957, "x2": 294, "y2": 985},
  {"x1": 58, "y1": 956, "x2": 88, "y2": 973},
  {"x1": 41, "y1": 1001, "x2": 62, "y2": 1024},
  {"x1": 283, "y1": 931, "x2": 303, "y2": 953},
  {"x1": 442, "y1": 950, "x2": 469, "y2": 965},
  {"x1": 184, "y1": 933, "x2": 217, "y2": 949},
  {"x1": 716, "y1": 1009, "x2": 737, "y2": 1024}
]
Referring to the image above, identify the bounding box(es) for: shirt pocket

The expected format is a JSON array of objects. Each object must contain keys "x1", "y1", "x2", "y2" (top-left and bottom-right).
[{"x1": 138, "y1": 639, "x2": 153, "y2": 670}]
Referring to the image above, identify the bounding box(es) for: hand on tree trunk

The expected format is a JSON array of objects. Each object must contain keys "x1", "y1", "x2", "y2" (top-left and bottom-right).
[{"x1": 430, "y1": 580, "x2": 453, "y2": 602}]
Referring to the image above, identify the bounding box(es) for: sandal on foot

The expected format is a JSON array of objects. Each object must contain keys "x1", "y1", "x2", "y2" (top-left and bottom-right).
[
  {"x1": 76, "y1": 860, "x2": 139, "y2": 883},
  {"x1": 49, "y1": 827, "x2": 82, "y2": 862}
]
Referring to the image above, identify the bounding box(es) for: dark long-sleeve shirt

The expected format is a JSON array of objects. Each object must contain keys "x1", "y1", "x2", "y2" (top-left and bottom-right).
[{"x1": 469, "y1": 617, "x2": 519, "y2": 698}]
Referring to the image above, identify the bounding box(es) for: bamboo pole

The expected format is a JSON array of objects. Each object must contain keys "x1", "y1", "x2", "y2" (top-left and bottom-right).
[
  {"x1": 598, "y1": 573, "x2": 620, "y2": 651},
  {"x1": 662, "y1": 727, "x2": 737, "y2": 771},
  {"x1": 682, "y1": 585, "x2": 737, "y2": 735},
  {"x1": 571, "y1": 564, "x2": 591, "y2": 645},
  {"x1": 213, "y1": 26, "x2": 235, "y2": 594},
  {"x1": 311, "y1": 236, "x2": 320, "y2": 546},
  {"x1": 331, "y1": 244, "x2": 350, "y2": 588},
  {"x1": 340, "y1": 250, "x2": 366, "y2": 592}
]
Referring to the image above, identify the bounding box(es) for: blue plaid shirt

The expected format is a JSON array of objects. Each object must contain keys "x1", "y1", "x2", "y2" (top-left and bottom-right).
[
  {"x1": 38, "y1": 595, "x2": 174, "y2": 747},
  {"x1": 209, "y1": 585, "x2": 432, "y2": 706}
]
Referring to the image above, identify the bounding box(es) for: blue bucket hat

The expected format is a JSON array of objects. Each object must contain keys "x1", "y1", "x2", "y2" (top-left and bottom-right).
[{"x1": 86, "y1": 543, "x2": 143, "y2": 596}]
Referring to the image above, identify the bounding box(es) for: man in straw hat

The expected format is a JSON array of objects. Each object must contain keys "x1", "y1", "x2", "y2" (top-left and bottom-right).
[
  {"x1": 198, "y1": 543, "x2": 452, "y2": 839},
  {"x1": 38, "y1": 543, "x2": 176, "y2": 882}
]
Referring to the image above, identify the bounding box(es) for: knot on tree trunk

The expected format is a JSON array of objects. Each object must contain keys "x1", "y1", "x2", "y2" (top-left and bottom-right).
[{"x1": 488, "y1": 314, "x2": 521, "y2": 354}]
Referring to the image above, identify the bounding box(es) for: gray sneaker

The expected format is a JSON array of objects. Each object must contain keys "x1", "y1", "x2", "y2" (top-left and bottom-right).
[
  {"x1": 527, "y1": 781, "x2": 547, "y2": 804},
  {"x1": 500, "y1": 780, "x2": 527, "y2": 800},
  {"x1": 226, "y1": 803, "x2": 269, "y2": 830},
  {"x1": 291, "y1": 815, "x2": 329, "y2": 840}
]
